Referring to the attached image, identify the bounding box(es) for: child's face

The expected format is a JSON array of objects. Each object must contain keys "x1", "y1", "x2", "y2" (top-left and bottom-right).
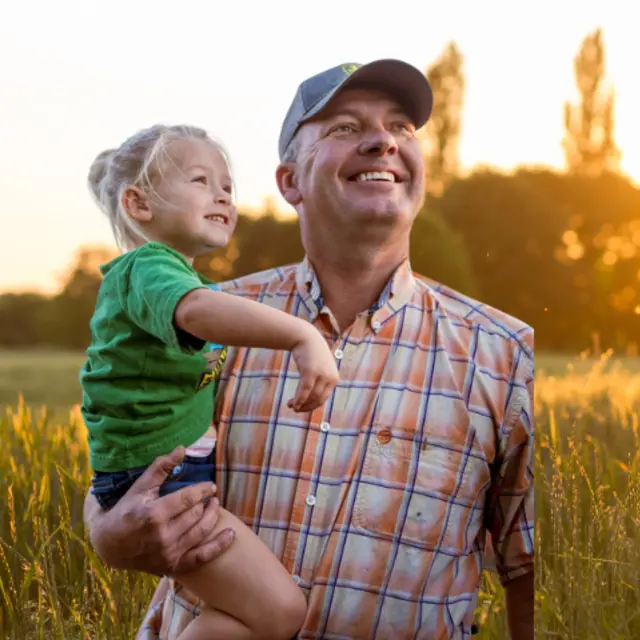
[{"x1": 147, "y1": 137, "x2": 237, "y2": 259}]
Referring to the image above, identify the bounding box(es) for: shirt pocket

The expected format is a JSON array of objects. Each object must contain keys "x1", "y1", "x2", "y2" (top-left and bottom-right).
[{"x1": 351, "y1": 423, "x2": 490, "y2": 555}]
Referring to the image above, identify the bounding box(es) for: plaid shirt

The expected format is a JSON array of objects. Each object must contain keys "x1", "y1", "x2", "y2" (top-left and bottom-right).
[{"x1": 138, "y1": 258, "x2": 534, "y2": 640}]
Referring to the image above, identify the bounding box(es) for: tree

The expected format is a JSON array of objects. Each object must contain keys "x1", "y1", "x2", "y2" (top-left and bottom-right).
[
  {"x1": 421, "y1": 42, "x2": 465, "y2": 197},
  {"x1": 563, "y1": 28, "x2": 620, "y2": 176},
  {"x1": 49, "y1": 246, "x2": 116, "y2": 349},
  {"x1": 57, "y1": 246, "x2": 116, "y2": 299},
  {"x1": 410, "y1": 210, "x2": 478, "y2": 297},
  {"x1": 435, "y1": 170, "x2": 575, "y2": 347},
  {"x1": 519, "y1": 169, "x2": 640, "y2": 351},
  {"x1": 0, "y1": 293, "x2": 51, "y2": 347}
]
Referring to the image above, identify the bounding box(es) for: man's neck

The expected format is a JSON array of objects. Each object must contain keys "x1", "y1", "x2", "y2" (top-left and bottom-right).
[{"x1": 307, "y1": 242, "x2": 408, "y2": 332}]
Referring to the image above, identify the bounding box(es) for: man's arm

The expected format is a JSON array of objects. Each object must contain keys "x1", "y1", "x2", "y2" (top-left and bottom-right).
[
  {"x1": 487, "y1": 342, "x2": 535, "y2": 640},
  {"x1": 84, "y1": 446, "x2": 235, "y2": 576},
  {"x1": 506, "y1": 573, "x2": 534, "y2": 638}
]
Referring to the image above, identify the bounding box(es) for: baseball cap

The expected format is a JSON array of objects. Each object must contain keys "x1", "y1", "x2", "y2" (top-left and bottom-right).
[{"x1": 278, "y1": 59, "x2": 433, "y2": 161}]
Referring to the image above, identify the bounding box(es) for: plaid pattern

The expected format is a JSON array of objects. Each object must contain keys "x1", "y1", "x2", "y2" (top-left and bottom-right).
[{"x1": 137, "y1": 258, "x2": 534, "y2": 640}]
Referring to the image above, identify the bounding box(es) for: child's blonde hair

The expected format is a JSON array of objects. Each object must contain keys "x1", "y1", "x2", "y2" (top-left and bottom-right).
[{"x1": 88, "y1": 124, "x2": 232, "y2": 251}]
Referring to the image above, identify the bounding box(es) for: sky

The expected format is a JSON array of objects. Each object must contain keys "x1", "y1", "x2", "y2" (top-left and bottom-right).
[{"x1": 0, "y1": 1, "x2": 637, "y2": 294}]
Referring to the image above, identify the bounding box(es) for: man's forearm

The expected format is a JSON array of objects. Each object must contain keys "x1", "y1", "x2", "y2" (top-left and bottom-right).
[
  {"x1": 81, "y1": 449, "x2": 229, "y2": 576},
  {"x1": 505, "y1": 572, "x2": 534, "y2": 640}
]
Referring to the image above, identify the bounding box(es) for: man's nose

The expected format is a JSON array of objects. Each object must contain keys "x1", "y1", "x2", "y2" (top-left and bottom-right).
[{"x1": 359, "y1": 129, "x2": 398, "y2": 156}]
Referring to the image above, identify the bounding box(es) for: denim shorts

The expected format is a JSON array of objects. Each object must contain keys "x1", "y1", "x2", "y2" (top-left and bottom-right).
[{"x1": 91, "y1": 450, "x2": 216, "y2": 511}]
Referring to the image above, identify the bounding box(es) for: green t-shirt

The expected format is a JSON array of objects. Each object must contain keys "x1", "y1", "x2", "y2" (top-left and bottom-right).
[{"x1": 80, "y1": 242, "x2": 223, "y2": 472}]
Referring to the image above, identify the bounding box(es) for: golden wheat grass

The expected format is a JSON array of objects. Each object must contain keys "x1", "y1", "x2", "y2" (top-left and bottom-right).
[
  {"x1": 535, "y1": 353, "x2": 640, "y2": 638},
  {"x1": 0, "y1": 353, "x2": 638, "y2": 638}
]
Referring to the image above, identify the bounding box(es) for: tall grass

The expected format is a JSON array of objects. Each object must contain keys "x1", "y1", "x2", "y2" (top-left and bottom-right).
[
  {"x1": 0, "y1": 353, "x2": 638, "y2": 638},
  {"x1": 0, "y1": 403, "x2": 156, "y2": 638},
  {"x1": 535, "y1": 354, "x2": 640, "y2": 637}
]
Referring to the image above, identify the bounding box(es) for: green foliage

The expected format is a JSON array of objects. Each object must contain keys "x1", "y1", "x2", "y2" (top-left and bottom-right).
[
  {"x1": 0, "y1": 207, "x2": 480, "y2": 352},
  {"x1": 434, "y1": 168, "x2": 640, "y2": 351},
  {"x1": 434, "y1": 170, "x2": 574, "y2": 330},
  {"x1": 411, "y1": 208, "x2": 478, "y2": 297},
  {"x1": 0, "y1": 295, "x2": 51, "y2": 347},
  {"x1": 519, "y1": 169, "x2": 640, "y2": 351},
  {"x1": 2, "y1": 169, "x2": 640, "y2": 355}
]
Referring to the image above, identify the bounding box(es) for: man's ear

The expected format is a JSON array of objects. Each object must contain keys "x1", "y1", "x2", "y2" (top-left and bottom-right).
[
  {"x1": 122, "y1": 186, "x2": 153, "y2": 222},
  {"x1": 275, "y1": 164, "x2": 302, "y2": 206}
]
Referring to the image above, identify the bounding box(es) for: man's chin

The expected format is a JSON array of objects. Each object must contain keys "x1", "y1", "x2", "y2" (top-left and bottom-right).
[{"x1": 349, "y1": 205, "x2": 411, "y2": 224}]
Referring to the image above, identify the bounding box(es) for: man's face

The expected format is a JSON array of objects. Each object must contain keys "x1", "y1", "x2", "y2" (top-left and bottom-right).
[{"x1": 279, "y1": 87, "x2": 426, "y2": 245}]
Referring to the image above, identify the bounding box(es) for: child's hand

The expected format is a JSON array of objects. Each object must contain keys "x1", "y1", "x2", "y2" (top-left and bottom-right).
[{"x1": 288, "y1": 326, "x2": 339, "y2": 413}]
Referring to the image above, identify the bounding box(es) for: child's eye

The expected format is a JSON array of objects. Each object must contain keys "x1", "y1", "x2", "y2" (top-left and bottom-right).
[
  {"x1": 192, "y1": 175, "x2": 207, "y2": 184},
  {"x1": 223, "y1": 184, "x2": 233, "y2": 194}
]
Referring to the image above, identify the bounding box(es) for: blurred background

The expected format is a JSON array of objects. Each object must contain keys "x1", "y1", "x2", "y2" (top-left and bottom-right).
[
  {"x1": 1, "y1": 2, "x2": 639, "y2": 359},
  {"x1": 0, "y1": 2, "x2": 638, "y2": 639}
]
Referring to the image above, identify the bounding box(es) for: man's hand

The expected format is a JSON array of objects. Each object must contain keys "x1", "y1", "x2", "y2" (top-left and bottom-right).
[
  {"x1": 505, "y1": 572, "x2": 534, "y2": 640},
  {"x1": 83, "y1": 446, "x2": 236, "y2": 576}
]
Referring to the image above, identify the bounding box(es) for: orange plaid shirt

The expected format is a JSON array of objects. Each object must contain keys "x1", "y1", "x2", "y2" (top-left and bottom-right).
[{"x1": 138, "y1": 258, "x2": 534, "y2": 640}]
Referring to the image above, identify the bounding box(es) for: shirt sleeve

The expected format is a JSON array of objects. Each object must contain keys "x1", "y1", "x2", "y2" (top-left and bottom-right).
[
  {"x1": 486, "y1": 331, "x2": 535, "y2": 585},
  {"x1": 122, "y1": 243, "x2": 209, "y2": 350}
]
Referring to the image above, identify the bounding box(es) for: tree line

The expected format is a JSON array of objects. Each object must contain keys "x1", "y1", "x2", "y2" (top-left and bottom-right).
[{"x1": 1, "y1": 29, "x2": 638, "y2": 354}]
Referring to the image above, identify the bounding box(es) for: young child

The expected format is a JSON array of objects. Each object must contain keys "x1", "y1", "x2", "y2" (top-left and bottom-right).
[{"x1": 81, "y1": 124, "x2": 339, "y2": 639}]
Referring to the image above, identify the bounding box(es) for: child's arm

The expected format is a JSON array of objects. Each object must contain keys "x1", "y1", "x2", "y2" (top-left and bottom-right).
[
  {"x1": 176, "y1": 288, "x2": 309, "y2": 351},
  {"x1": 175, "y1": 288, "x2": 338, "y2": 412}
]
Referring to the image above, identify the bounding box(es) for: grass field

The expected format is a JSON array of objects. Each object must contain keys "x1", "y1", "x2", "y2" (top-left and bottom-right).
[{"x1": 0, "y1": 349, "x2": 639, "y2": 638}]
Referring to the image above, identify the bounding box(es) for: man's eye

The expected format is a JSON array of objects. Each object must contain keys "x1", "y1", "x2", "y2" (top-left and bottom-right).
[
  {"x1": 395, "y1": 122, "x2": 416, "y2": 134},
  {"x1": 332, "y1": 123, "x2": 356, "y2": 134}
]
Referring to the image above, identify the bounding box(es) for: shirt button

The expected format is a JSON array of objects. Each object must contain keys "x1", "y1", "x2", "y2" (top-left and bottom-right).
[
  {"x1": 372, "y1": 320, "x2": 381, "y2": 331},
  {"x1": 377, "y1": 429, "x2": 392, "y2": 445},
  {"x1": 320, "y1": 421, "x2": 330, "y2": 433},
  {"x1": 334, "y1": 349, "x2": 344, "y2": 360},
  {"x1": 306, "y1": 494, "x2": 316, "y2": 506}
]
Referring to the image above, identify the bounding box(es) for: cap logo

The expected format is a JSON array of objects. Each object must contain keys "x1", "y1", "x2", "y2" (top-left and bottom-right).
[{"x1": 341, "y1": 63, "x2": 359, "y2": 76}]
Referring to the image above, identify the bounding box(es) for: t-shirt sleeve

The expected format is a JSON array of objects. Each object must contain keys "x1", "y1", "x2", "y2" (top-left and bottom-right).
[{"x1": 122, "y1": 244, "x2": 209, "y2": 350}]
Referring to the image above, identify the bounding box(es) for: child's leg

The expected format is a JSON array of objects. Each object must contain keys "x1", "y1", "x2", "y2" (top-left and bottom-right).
[{"x1": 172, "y1": 508, "x2": 306, "y2": 640}]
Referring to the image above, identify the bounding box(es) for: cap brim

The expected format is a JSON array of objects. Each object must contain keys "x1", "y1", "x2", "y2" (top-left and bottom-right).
[{"x1": 301, "y1": 59, "x2": 433, "y2": 130}]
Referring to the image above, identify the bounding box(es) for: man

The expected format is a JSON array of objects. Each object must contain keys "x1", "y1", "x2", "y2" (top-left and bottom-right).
[{"x1": 84, "y1": 59, "x2": 534, "y2": 640}]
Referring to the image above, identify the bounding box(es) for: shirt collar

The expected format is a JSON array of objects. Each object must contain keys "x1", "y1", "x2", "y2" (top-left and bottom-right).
[{"x1": 295, "y1": 255, "x2": 416, "y2": 325}]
